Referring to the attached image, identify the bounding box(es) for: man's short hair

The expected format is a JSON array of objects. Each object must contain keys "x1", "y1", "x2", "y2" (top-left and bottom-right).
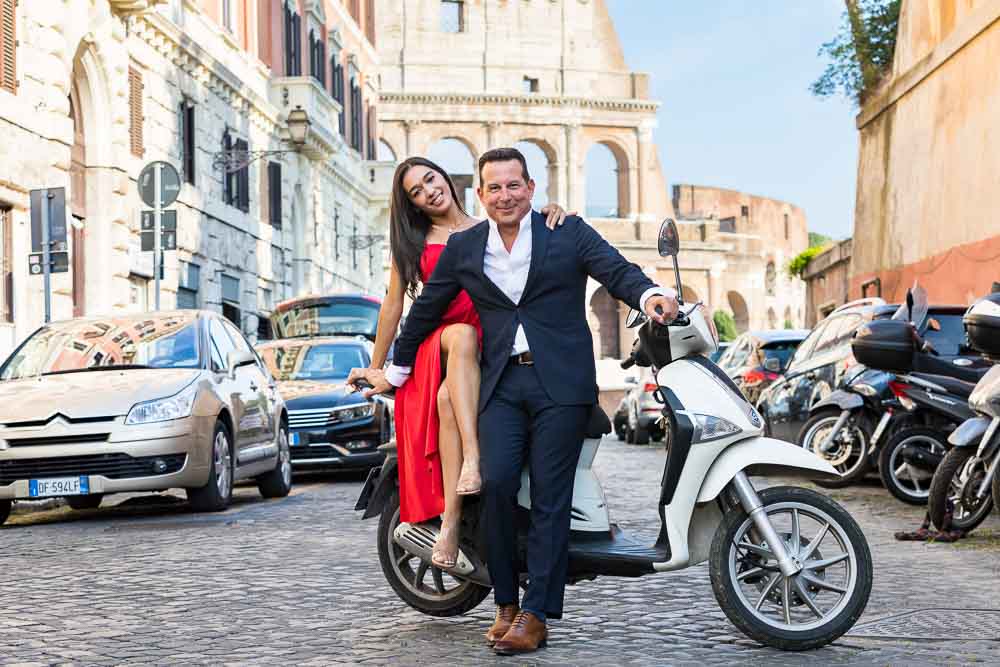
[{"x1": 478, "y1": 147, "x2": 531, "y2": 183}]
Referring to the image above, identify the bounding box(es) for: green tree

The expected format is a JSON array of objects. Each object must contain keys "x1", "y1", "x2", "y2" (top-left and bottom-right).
[
  {"x1": 811, "y1": 0, "x2": 901, "y2": 105},
  {"x1": 808, "y1": 232, "x2": 832, "y2": 248},
  {"x1": 713, "y1": 310, "x2": 738, "y2": 342}
]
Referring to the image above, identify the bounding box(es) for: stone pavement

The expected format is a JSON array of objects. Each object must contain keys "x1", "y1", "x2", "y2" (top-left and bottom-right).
[{"x1": 1, "y1": 438, "x2": 999, "y2": 666}]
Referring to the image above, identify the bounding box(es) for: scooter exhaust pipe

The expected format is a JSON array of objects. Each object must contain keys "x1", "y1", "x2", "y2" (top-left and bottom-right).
[{"x1": 392, "y1": 522, "x2": 492, "y2": 586}]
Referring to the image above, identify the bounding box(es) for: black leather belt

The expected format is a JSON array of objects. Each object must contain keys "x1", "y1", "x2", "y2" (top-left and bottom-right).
[{"x1": 509, "y1": 351, "x2": 534, "y2": 366}]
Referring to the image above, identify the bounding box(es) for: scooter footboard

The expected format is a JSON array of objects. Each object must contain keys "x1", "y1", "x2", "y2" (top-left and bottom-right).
[{"x1": 696, "y1": 436, "x2": 840, "y2": 503}]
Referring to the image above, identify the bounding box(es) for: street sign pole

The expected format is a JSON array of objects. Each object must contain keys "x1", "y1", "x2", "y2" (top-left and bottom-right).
[
  {"x1": 41, "y1": 189, "x2": 51, "y2": 323},
  {"x1": 154, "y1": 163, "x2": 162, "y2": 311}
]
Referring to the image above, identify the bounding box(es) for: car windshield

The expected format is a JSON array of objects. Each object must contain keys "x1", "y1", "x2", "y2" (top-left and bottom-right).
[
  {"x1": 922, "y1": 313, "x2": 968, "y2": 356},
  {"x1": 260, "y1": 343, "x2": 366, "y2": 381},
  {"x1": 761, "y1": 340, "x2": 801, "y2": 369},
  {"x1": 271, "y1": 300, "x2": 379, "y2": 339},
  {"x1": 0, "y1": 313, "x2": 201, "y2": 380}
]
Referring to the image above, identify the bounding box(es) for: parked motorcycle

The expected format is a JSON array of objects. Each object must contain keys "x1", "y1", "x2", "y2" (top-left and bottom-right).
[
  {"x1": 927, "y1": 294, "x2": 1000, "y2": 532},
  {"x1": 356, "y1": 219, "x2": 873, "y2": 651}
]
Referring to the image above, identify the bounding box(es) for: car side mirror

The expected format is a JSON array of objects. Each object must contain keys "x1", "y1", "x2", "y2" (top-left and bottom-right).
[
  {"x1": 763, "y1": 358, "x2": 781, "y2": 373},
  {"x1": 227, "y1": 350, "x2": 256, "y2": 378}
]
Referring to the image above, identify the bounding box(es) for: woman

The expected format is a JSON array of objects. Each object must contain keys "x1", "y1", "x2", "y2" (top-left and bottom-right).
[{"x1": 349, "y1": 157, "x2": 567, "y2": 568}]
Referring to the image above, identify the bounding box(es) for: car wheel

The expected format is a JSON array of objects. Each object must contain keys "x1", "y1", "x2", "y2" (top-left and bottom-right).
[
  {"x1": 634, "y1": 424, "x2": 650, "y2": 445},
  {"x1": 257, "y1": 424, "x2": 293, "y2": 499},
  {"x1": 187, "y1": 420, "x2": 234, "y2": 512},
  {"x1": 0, "y1": 499, "x2": 10, "y2": 526},
  {"x1": 66, "y1": 494, "x2": 104, "y2": 511}
]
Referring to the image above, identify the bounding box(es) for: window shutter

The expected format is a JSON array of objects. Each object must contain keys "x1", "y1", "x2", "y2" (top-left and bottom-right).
[
  {"x1": 128, "y1": 66, "x2": 144, "y2": 157},
  {"x1": 268, "y1": 162, "x2": 282, "y2": 228},
  {"x1": 222, "y1": 131, "x2": 232, "y2": 204},
  {"x1": 365, "y1": 0, "x2": 375, "y2": 46},
  {"x1": 292, "y1": 13, "x2": 301, "y2": 76},
  {"x1": 184, "y1": 104, "x2": 196, "y2": 185},
  {"x1": 0, "y1": 0, "x2": 16, "y2": 94},
  {"x1": 236, "y1": 139, "x2": 249, "y2": 212}
]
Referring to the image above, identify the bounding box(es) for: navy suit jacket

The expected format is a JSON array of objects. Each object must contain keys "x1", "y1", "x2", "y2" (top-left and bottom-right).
[{"x1": 392, "y1": 212, "x2": 657, "y2": 411}]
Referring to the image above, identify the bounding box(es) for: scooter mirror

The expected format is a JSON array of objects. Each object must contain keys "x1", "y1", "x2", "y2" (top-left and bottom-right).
[
  {"x1": 625, "y1": 309, "x2": 646, "y2": 328},
  {"x1": 906, "y1": 289, "x2": 914, "y2": 323},
  {"x1": 657, "y1": 218, "x2": 680, "y2": 257},
  {"x1": 763, "y1": 357, "x2": 781, "y2": 373}
]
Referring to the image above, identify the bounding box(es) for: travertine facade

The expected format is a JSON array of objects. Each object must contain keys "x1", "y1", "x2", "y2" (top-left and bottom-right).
[
  {"x1": 374, "y1": 1, "x2": 808, "y2": 360},
  {"x1": 0, "y1": 0, "x2": 389, "y2": 357}
]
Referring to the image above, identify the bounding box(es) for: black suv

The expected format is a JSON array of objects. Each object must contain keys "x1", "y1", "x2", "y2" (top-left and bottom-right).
[{"x1": 757, "y1": 299, "x2": 989, "y2": 443}]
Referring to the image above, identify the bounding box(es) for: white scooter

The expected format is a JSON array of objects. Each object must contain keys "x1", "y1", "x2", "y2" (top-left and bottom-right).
[{"x1": 356, "y1": 219, "x2": 873, "y2": 651}]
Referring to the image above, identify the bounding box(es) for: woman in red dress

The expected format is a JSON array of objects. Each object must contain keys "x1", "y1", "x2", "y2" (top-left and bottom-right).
[{"x1": 350, "y1": 157, "x2": 566, "y2": 567}]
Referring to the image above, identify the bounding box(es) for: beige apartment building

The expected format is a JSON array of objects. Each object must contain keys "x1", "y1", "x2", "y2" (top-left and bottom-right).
[{"x1": 0, "y1": 0, "x2": 389, "y2": 357}]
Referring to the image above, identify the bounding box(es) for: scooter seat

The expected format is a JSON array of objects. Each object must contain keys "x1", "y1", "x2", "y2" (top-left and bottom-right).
[
  {"x1": 908, "y1": 372, "x2": 977, "y2": 399},
  {"x1": 586, "y1": 406, "x2": 613, "y2": 439}
]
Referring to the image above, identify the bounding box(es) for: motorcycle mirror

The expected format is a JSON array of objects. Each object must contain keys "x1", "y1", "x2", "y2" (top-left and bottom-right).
[
  {"x1": 625, "y1": 309, "x2": 646, "y2": 328},
  {"x1": 763, "y1": 357, "x2": 781, "y2": 373},
  {"x1": 657, "y1": 218, "x2": 680, "y2": 257},
  {"x1": 906, "y1": 289, "x2": 914, "y2": 323}
]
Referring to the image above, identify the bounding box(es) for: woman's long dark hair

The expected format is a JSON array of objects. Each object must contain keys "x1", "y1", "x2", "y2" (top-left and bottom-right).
[{"x1": 389, "y1": 157, "x2": 467, "y2": 298}]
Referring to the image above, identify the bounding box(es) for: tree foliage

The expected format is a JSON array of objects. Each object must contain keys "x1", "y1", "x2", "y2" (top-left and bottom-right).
[
  {"x1": 713, "y1": 310, "x2": 738, "y2": 343},
  {"x1": 786, "y1": 245, "x2": 828, "y2": 280},
  {"x1": 808, "y1": 232, "x2": 832, "y2": 247},
  {"x1": 811, "y1": 0, "x2": 901, "y2": 105}
]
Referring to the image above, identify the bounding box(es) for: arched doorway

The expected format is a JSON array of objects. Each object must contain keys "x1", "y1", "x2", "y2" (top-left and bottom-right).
[
  {"x1": 585, "y1": 141, "x2": 629, "y2": 219},
  {"x1": 727, "y1": 291, "x2": 750, "y2": 333},
  {"x1": 590, "y1": 286, "x2": 621, "y2": 359},
  {"x1": 513, "y1": 140, "x2": 555, "y2": 210},
  {"x1": 428, "y1": 138, "x2": 476, "y2": 213},
  {"x1": 377, "y1": 139, "x2": 397, "y2": 163},
  {"x1": 767, "y1": 307, "x2": 777, "y2": 329}
]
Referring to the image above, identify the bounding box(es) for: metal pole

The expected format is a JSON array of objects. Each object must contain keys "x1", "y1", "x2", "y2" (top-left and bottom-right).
[
  {"x1": 41, "y1": 189, "x2": 51, "y2": 323},
  {"x1": 154, "y1": 164, "x2": 162, "y2": 311}
]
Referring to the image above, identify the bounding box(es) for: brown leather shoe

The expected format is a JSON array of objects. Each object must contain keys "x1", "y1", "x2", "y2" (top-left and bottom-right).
[
  {"x1": 485, "y1": 604, "x2": 519, "y2": 646},
  {"x1": 493, "y1": 611, "x2": 547, "y2": 655}
]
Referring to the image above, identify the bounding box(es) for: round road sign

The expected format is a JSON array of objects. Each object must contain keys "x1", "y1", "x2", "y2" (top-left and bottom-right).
[{"x1": 138, "y1": 161, "x2": 181, "y2": 208}]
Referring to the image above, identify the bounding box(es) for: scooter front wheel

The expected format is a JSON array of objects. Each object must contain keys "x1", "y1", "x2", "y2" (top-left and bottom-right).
[
  {"x1": 710, "y1": 486, "x2": 873, "y2": 651},
  {"x1": 377, "y1": 490, "x2": 491, "y2": 616}
]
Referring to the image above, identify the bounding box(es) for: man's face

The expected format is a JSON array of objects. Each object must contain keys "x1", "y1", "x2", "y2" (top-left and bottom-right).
[{"x1": 477, "y1": 160, "x2": 535, "y2": 226}]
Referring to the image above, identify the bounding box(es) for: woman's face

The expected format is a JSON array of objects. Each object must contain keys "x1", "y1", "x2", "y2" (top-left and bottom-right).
[{"x1": 401, "y1": 165, "x2": 454, "y2": 217}]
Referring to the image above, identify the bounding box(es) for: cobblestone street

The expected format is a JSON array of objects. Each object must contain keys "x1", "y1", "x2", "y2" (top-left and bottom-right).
[{"x1": 2, "y1": 437, "x2": 999, "y2": 666}]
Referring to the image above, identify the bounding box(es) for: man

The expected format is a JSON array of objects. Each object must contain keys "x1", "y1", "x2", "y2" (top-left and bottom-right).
[{"x1": 359, "y1": 148, "x2": 677, "y2": 654}]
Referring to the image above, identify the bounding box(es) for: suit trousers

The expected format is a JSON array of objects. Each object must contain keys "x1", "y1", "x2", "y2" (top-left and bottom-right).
[{"x1": 479, "y1": 362, "x2": 589, "y2": 620}]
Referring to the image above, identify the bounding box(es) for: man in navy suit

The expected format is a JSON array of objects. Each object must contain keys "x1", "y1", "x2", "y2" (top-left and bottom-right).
[{"x1": 361, "y1": 148, "x2": 677, "y2": 654}]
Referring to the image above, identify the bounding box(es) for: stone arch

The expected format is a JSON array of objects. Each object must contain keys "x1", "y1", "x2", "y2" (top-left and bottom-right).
[
  {"x1": 767, "y1": 307, "x2": 777, "y2": 329},
  {"x1": 727, "y1": 291, "x2": 750, "y2": 333},
  {"x1": 590, "y1": 286, "x2": 621, "y2": 359},
  {"x1": 765, "y1": 261, "x2": 777, "y2": 296},
  {"x1": 377, "y1": 138, "x2": 397, "y2": 163},
  {"x1": 584, "y1": 139, "x2": 631, "y2": 219},
  {"x1": 514, "y1": 138, "x2": 558, "y2": 209},
  {"x1": 428, "y1": 137, "x2": 477, "y2": 213},
  {"x1": 784, "y1": 306, "x2": 793, "y2": 328},
  {"x1": 681, "y1": 284, "x2": 699, "y2": 304}
]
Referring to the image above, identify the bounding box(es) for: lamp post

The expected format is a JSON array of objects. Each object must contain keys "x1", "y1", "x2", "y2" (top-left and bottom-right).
[{"x1": 212, "y1": 105, "x2": 312, "y2": 174}]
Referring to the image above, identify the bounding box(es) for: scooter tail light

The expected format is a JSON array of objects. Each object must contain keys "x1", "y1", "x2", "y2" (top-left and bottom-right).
[
  {"x1": 743, "y1": 369, "x2": 766, "y2": 386},
  {"x1": 889, "y1": 380, "x2": 917, "y2": 411},
  {"x1": 643, "y1": 382, "x2": 658, "y2": 393}
]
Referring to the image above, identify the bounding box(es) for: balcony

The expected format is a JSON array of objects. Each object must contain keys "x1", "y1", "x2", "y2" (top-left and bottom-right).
[
  {"x1": 269, "y1": 77, "x2": 342, "y2": 161},
  {"x1": 108, "y1": 0, "x2": 167, "y2": 17}
]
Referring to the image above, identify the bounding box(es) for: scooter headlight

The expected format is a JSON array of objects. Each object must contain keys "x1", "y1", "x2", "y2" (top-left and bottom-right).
[
  {"x1": 689, "y1": 413, "x2": 741, "y2": 443},
  {"x1": 853, "y1": 383, "x2": 879, "y2": 398}
]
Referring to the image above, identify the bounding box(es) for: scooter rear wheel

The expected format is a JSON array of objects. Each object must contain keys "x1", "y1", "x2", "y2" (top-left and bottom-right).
[
  {"x1": 710, "y1": 486, "x2": 873, "y2": 651},
  {"x1": 797, "y1": 409, "x2": 872, "y2": 488},
  {"x1": 878, "y1": 427, "x2": 945, "y2": 505},
  {"x1": 377, "y1": 490, "x2": 491, "y2": 617}
]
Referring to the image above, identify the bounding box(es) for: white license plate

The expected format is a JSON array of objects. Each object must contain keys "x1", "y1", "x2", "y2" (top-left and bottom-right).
[
  {"x1": 290, "y1": 432, "x2": 301, "y2": 446},
  {"x1": 29, "y1": 476, "x2": 90, "y2": 498}
]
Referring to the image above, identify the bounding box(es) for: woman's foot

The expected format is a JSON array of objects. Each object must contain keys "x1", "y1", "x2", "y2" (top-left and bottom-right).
[
  {"x1": 431, "y1": 523, "x2": 459, "y2": 569},
  {"x1": 456, "y1": 459, "x2": 482, "y2": 496}
]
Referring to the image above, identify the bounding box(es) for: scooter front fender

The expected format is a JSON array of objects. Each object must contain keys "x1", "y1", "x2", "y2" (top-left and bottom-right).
[
  {"x1": 810, "y1": 390, "x2": 863, "y2": 414},
  {"x1": 696, "y1": 436, "x2": 840, "y2": 503},
  {"x1": 948, "y1": 416, "x2": 990, "y2": 448}
]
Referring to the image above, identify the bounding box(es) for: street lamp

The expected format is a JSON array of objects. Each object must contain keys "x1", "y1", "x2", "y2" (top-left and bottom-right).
[{"x1": 212, "y1": 105, "x2": 312, "y2": 174}]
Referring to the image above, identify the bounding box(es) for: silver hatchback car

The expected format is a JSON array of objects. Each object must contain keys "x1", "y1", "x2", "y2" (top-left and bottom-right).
[{"x1": 0, "y1": 310, "x2": 291, "y2": 525}]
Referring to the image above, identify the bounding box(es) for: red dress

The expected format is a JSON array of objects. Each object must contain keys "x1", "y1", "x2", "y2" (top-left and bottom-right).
[{"x1": 395, "y1": 244, "x2": 482, "y2": 523}]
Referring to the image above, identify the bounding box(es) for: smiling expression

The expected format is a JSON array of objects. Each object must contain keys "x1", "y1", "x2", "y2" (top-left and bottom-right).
[
  {"x1": 402, "y1": 165, "x2": 454, "y2": 217},
  {"x1": 478, "y1": 160, "x2": 535, "y2": 227}
]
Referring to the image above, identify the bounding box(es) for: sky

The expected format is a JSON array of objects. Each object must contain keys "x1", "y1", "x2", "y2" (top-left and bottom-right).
[{"x1": 604, "y1": 0, "x2": 859, "y2": 240}]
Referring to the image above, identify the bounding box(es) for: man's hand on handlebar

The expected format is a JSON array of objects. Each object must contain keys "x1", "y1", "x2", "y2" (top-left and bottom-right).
[
  {"x1": 644, "y1": 292, "x2": 679, "y2": 325},
  {"x1": 347, "y1": 367, "x2": 394, "y2": 398}
]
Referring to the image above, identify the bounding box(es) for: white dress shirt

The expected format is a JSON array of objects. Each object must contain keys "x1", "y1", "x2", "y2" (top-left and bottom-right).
[{"x1": 385, "y1": 211, "x2": 667, "y2": 387}]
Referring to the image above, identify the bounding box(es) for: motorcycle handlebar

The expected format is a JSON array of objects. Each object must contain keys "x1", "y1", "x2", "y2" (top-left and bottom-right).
[{"x1": 621, "y1": 357, "x2": 636, "y2": 370}]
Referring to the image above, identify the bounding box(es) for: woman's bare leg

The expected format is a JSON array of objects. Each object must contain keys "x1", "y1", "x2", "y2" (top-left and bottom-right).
[
  {"x1": 432, "y1": 383, "x2": 461, "y2": 566},
  {"x1": 439, "y1": 324, "x2": 482, "y2": 495}
]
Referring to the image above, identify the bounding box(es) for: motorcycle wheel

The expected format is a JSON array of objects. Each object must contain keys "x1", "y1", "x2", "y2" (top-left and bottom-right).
[
  {"x1": 878, "y1": 427, "x2": 947, "y2": 505},
  {"x1": 797, "y1": 409, "x2": 872, "y2": 488},
  {"x1": 377, "y1": 490, "x2": 491, "y2": 616},
  {"x1": 710, "y1": 486, "x2": 872, "y2": 651},
  {"x1": 927, "y1": 447, "x2": 995, "y2": 532},
  {"x1": 993, "y1": 465, "x2": 1000, "y2": 513}
]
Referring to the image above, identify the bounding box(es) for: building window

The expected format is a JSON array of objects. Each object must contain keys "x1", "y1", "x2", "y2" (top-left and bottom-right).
[
  {"x1": 268, "y1": 162, "x2": 282, "y2": 228},
  {"x1": 222, "y1": 130, "x2": 250, "y2": 213},
  {"x1": 784, "y1": 213, "x2": 790, "y2": 240},
  {"x1": 365, "y1": 0, "x2": 376, "y2": 45},
  {"x1": 331, "y1": 52, "x2": 345, "y2": 135},
  {"x1": 719, "y1": 217, "x2": 736, "y2": 233},
  {"x1": 177, "y1": 261, "x2": 200, "y2": 309},
  {"x1": 740, "y1": 205, "x2": 749, "y2": 219},
  {"x1": 179, "y1": 100, "x2": 196, "y2": 186},
  {"x1": 221, "y1": 0, "x2": 233, "y2": 32},
  {"x1": 523, "y1": 77, "x2": 539, "y2": 94},
  {"x1": 309, "y1": 30, "x2": 326, "y2": 86},
  {"x1": 765, "y1": 262, "x2": 776, "y2": 297},
  {"x1": 1, "y1": 0, "x2": 17, "y2": 94},
  {"x1": 365, "y1": 104, "x2": 377, "y2": 160},
  {"x1": 129, "y1": 274, "x2": 150, "y2": 311},
  {"x1": 221, "y1": 273, "x2": 241, "y2": 326},
  {"x1": 441, "y1": 0, "x2": 463, "y2": 33},
  {"x1": 128, "y1": 66, "x2": 144, "y2": 157},
  {"x1": 284, "y1": 3, "x2": 302, "y2": 76},
  {"x1": 350, "y1": 76, "x2": 362, "y2": 152},
  {"x1": 0, "y1": 206, "x2": 12, "y2": 323}
]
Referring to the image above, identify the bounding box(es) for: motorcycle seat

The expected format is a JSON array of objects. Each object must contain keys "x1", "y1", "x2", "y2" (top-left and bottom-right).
[
  {"x1": 908, "y1": 372, "x2": 977, "y2": 399},
  {"x1": 587, "y1": 406, "x2": 613, "y2": 439}
]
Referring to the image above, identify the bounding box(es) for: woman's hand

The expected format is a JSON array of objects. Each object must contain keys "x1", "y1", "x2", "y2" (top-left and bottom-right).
[
  {"x1": 347, "y1": 367, "x2": 393, "y2": 398},
  {"x1": 540, "y1": 203, "x2": 576, "y2": 230}
]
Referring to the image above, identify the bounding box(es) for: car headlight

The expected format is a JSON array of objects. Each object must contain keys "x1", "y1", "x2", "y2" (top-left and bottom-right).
[
  {"x1": 126, "y1": 381, "x2": 199, "y2": 425},
  {"x1": 688, "y1": 412, "x2": 742, "y2": 443},
  {"x1": 853, "y1": 383, "x2": 878, "y2": 397},
  {"x1": 333, "y1": 403, "x2": 375, "y2": 421}
]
